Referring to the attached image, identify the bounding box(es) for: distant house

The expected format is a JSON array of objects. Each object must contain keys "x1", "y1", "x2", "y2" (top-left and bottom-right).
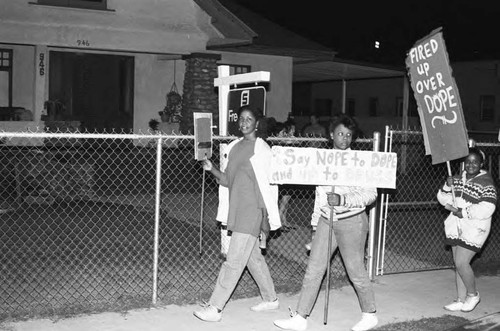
[{"x1": 452, "y1": 60, "x2": 500, "y2": 140}]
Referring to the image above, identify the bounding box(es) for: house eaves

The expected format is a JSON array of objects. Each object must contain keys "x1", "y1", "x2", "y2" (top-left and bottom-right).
[
  {"x1": 193, "y1": 0, "x2": 256, "y2": 48},
  {"x1": 213, "y1": 44, "x2": 335, "y2": 61}
]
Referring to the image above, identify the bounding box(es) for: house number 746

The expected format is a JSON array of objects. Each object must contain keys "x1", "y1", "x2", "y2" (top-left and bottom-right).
[{"x1": 77, "y1": 40, "x2": 90, "y2": 47}]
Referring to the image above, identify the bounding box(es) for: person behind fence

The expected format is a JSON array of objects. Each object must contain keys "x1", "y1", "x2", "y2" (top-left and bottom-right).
[
  {"x1": 193, "y1": 105, "x2": 281, "y2": 322},
  {"x1": 277, "y1": 118, "x2": 298, "y2": 231},
  {"x1": 437, "y1": 147, "x2": 497, "y2": 313},
  {"x1": 301, "y1": 113, "x2": 326, "y2": 148},
  {"x1": 273, "y1": 114, "x2": 378, "y2": 331}
]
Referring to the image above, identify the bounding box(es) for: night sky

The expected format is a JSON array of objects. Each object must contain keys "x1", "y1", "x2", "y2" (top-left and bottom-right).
[{"x1": 230, "y1": 0, "x2": 500, "y2": 65}]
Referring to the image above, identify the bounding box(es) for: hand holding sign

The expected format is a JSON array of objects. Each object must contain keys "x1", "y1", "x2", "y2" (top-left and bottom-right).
[
  {"x1": 444, "y1": 204, "x2": 458, "y2": 213},
  {"x1": 201, "y1": 159, "x2": 213, "y2": 172},
  {"x1": 326, "y1": 192, "x2": 342, "y2": 206},
  {"x1": 446, "y1": 176, "x2": 454, "y2": 187}
]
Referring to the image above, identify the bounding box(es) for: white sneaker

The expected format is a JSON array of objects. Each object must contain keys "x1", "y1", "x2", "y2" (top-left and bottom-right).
[
  {"x1": 461, "y1": 292, "x2": 480, "y2": 312},
  {"x1": 351, "y1": 312, "x2": 378, "y2": 331},
  {"x1": 443, "y1": 299, "x2": 464, "y2": 311},
  {"x1": 193, "y1": 304, "x2": 222, "y2": 322},
  {"x1": 250, "y1": 299, "x2": 279, "y2": 312},
  {"x1": 274, "y1": 312, "x2": 307, "y2": 331},
  {"x1": 305, "y1": 242, "x2": 312, "y2": 251}
]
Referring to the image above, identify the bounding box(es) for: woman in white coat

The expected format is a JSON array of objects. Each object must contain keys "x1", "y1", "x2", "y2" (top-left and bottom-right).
[{"x1": 193, "y1": 106, "x2": 281, "y2": 322}]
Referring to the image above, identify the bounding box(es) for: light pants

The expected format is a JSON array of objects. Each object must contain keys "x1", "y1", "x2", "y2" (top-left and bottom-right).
[
  {"x1": 297, "y1": 212, "x2": 376, "y2": 316},
  {"x1": 209, "y1": 232, "x2": 277, "y2": 310}
]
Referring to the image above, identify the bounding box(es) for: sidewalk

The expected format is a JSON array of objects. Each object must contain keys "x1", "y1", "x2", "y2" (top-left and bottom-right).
[{"x1": 2, "y1": 269, "x2": 499, "y2": 331}]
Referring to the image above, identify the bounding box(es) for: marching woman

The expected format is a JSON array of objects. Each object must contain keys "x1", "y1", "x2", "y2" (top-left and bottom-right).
[
  {"x1": 437, "y1": 147, "x2": 497, "y2": 312},
  {"x1": 193, "y1": 106, "x2": 281, "y2": 322},
  {"x1": 274, "y1": 114, "x2": 378, "y2": 331}
]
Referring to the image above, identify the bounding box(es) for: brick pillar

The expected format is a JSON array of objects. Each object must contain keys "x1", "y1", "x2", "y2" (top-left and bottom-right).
[{"x1": 180, "y1": 53, "x2": 221, "y2": 134}]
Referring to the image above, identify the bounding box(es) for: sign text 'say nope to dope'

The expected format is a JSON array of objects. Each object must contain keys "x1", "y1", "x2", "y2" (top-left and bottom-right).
[{"x1": 270, "y1": 146, "x2": 397, "y2": 189}]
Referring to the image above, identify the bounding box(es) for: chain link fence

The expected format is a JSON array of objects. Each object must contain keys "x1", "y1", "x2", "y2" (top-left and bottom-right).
[
  {"x1": 2, "y1": 129, "x2": 499, "y2": 321},
  {"x1": 0, "y1": 131, "x2": 376, "y2": 320},
  {"x1": 377, "y1": 128, "x2": 500, "y2": 275}
]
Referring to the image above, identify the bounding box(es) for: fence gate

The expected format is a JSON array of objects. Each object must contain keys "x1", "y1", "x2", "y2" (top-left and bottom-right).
[{"x1": 374, "y1": 127, "x2": 500, "y2": 276}]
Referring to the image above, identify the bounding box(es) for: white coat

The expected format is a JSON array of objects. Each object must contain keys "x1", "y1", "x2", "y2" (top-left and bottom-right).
[{"x1": 216, "y1": 137, "x2": 281, "y2": 231}]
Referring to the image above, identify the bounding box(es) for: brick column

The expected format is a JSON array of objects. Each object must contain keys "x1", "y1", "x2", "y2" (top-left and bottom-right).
[{"x1": 180, "y1": 53, "x2": 221, "y2": 134}]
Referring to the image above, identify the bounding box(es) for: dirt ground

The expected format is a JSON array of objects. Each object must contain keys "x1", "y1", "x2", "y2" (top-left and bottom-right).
[{"x1": 1, "y1": 269, "x2": 500, "y2": 331}]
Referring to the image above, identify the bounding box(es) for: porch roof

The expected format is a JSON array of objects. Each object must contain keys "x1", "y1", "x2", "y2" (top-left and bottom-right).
[{"x1": 292, "y1": 57, "x2": 406, "y2": 83}]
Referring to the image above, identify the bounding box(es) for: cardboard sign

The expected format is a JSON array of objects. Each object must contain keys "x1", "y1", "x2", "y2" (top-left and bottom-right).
[
  {"x1": 270, "y1": 146, "x2": 397, "y2": 189},
  {"x1": 193, "y1": 112, "x2": 213, "y2": 160},
  {"x1": 405, "y1": 28, "x2": 469, "y2": 164}
]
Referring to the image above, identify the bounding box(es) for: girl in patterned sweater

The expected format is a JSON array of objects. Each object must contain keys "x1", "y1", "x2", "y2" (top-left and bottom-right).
[{"x1": 437, "y1": 147, "x2": 497, "y2": 313}]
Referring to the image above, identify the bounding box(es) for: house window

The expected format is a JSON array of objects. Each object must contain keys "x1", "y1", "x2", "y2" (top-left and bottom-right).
[
  {"x1": 0, "y1": 48, "x2": 13, "y2": 108},
  {"x1": 36, "y1": 0, "x2": 108, "y2": 10},
  {"x1": 369, "y1": 97, "x2": 378, "y2": 117},
  {"x1": 347, "y1": 98, "x2": 355, "y2": 116},
  {"x1": 314, "y1": 98, "x2": 332, "y2": 117},
  {"x1": 395, "y1": 97, "x2": 419, "y2": 117},
  {"x1": 480, "y1": 95, "x2": 495, "y2": 121},
  {"x1": 219, "y1": 64, "x2": 251, "y2": 76},
  {"x1": 396, "y1": 97, "x2": 403, "y2": 117}
]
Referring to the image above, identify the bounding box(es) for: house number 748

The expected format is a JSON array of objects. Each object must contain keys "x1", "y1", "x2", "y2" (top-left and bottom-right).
[{"x1": 77, "y1": 40, "x2": 90, "y2": 47}]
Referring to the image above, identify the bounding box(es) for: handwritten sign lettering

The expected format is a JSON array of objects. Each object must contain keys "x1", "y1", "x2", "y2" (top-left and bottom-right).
[
  {"x1": 405, "y1": 28, "x2": 468, "y2": 164},
  {"x1": 270, "y1": 146, "x2": 397, "y2": 189}
]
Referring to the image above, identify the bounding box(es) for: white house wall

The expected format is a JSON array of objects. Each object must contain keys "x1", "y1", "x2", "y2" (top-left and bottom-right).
[
  {"x1": 134, "y1": 55, "x2": 185, "y2": 134},
  {"x1": 0, "y1": 0, "x2": 210, "y2": 54},
  {"x1": 0, "y1": 0, "x2": 215, "y2": 137}
]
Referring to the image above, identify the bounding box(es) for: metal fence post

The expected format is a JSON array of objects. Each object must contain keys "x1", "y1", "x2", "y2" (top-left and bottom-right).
[
  {"x1": 368, "y1": 131, "x2": 380, "y2": 280},
  {"x1": 152, "y1": 137, "x2": 162, "y2": 304}
]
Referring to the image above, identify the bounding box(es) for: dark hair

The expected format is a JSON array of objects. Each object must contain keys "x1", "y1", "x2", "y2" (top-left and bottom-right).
[
  {"x1": 237, "y1": 106, "x2": 263, "y2": 121},
  {"x1": 274, "y1": 121, "x2": 285, "y2": 135},
  {"x1": 468, "y1": 147, "x2": 485, "y2": 163},
  {"x1": 328, "y1": 114, "x2": 359, "y2": 138},
  {"x1": 284, "y1": 119, "x2": 295, "y2": 131}
]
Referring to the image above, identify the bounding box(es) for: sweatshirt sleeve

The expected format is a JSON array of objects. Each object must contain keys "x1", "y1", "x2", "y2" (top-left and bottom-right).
[
  {"x1": 464, "y1": 179, "x2": 497, "y2": 220},
  {"x1": 310, "y1": 186, "x2": 327, "y2": 228},
  {"x1": 436, "y1": 181, "x2": 453, "y2": 207},
  {"x1": 343, "y1": 186, "x2": 377, "y2": 208}
]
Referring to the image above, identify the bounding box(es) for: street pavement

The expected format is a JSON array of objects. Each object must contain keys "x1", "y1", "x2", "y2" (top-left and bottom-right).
[{"x1": 1, "y1": 269, "x2": 499, "y2": 331}]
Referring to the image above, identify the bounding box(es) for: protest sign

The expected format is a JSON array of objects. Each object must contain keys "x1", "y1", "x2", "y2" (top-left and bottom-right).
[
  {"x1": 405, "y1": 27, "x2": 469, "y2": 165},
  {"x1": 270, "y1": 146, "x2": 397, "y2": 189},
  {"x1": 193, "y1": 112, "x2": 213, "y2": 160}
]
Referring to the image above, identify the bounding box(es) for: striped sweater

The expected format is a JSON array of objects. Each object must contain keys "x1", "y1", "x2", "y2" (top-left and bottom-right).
[{"x1": 437, "y1": 169, "x2": 497, "y2": 250}]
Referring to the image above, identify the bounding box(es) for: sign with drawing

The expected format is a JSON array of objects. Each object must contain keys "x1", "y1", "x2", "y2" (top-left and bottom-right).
[
  {"x1": 269, "y1": 146, "x2": 398, "y2": 189},
  {"x1": 405, "y1": 27, "x2": 469, "y2": 164}
]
